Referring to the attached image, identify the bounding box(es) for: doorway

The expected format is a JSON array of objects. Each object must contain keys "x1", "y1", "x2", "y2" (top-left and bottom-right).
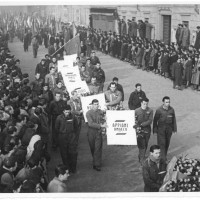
[{"x1": 163, "y1": 15, "x2": 171, "y2": 45}]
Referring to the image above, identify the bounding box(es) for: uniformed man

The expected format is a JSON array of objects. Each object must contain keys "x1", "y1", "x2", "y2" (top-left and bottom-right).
[
  {"x1": 135, "y1": 97, "x2": 153, "y2": 166},
  {"x1": 86, "y1": 99, "x2": 106, "y2": 171},
  {"x1": 104, "y1": 82, "x2": 122, "y2": 110},
  {"x1": 153, "y1": 96, "x2": 177, "y2": 162},
  {"x1": 55, "y1": 105, "x2": 78, "y2": 173}
]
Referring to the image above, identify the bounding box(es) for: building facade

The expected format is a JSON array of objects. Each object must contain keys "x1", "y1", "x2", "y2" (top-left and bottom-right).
[
  {"x1": 3, "y1": 5, "x2": 198, "y2": 44},
  {"x1": 46, "y1": 4, "x2": 200, "y2": 44},
  {"x1": 117, "y1": 4, "x2": 200, "y2": 44}
]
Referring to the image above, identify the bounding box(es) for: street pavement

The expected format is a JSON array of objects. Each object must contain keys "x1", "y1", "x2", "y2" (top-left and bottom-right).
[{"x1": 8, "y1": 38, "x2": 200, "y2": 192}]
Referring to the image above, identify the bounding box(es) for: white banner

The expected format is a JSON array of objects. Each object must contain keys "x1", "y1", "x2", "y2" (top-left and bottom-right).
[
  {"x1": 66, "y1": 80, "x2": 90, "y2": 98},
  {"x1": 64, "y1": 54, "x2": 77, "y2": 66},
  {"x1": 59, "y1": 54, "x2": 89, "y2": 97},
  {"x1": 106, "y1": 110, "x2": 137, "y2": 145},
  {"x1": 57, "y1": 60, "x2": 65, "y2": 72},
  {"x1": 62, "y1": 66, "x2": 81, "y2": 83},
  {"x1": 81, "y1": 93, "x2": 107, "y2": 122}
]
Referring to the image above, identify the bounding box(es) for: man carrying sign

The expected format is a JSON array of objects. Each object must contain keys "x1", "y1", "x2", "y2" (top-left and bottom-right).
[{"x1": 86, "y1": 99, "x2": 106, "y2": 171}]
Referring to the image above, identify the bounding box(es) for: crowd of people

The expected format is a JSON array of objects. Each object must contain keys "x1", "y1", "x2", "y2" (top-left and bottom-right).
[
  {"x1": 0, "y1": 23, "x2": 123, "y2": 192},
  {"x1": 80, "y1": 22, "x2": 200, "y2": 91},
  {"x1": 0, "y1": 13, "x2": 197, "y2": 193}
]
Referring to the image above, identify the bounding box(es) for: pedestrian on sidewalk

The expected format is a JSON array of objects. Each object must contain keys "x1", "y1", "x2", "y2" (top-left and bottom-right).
[{"x1": 153, "y1": 96, "x2": 177, "y2": 162}]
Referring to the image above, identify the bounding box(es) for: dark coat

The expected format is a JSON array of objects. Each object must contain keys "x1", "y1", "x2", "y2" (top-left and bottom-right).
[
  {"x1": 143, "y1": 157, "x2": 167, "y2": 192},
  {"x1": 153, "y1": 53, "x2": 159, "y2": 70},
  {"x1": 92, "y1": 68, "x2": 105, "y2": 84},
  {"x1": 161, "y1": 54, "x2": 170, "y2": 73},
  {"x1": 145, "y1": 22, "x2": 153, "y2": 40},
  {"x1": 121, "y1": 21, "x2": 127, "y2": 35},
  {"x1": 136, "y1": 47, "x2": 144, "y2": 65},
  {"x1": 55, "y1": 113, "x2": 78, "y2": 136},
  {"x1": 194, "y1": 31, "x2": 200, "y2": 50},
  {"x1": 24, "y1": 33, "x2": 29, "y2": 50},
  {"x1": 176, "y1": 27, "x2": 183, "y2": 45},
  {"x1": 35, "y1": 63, "x2": 49, "y2": 80},
  {"x1": 128, "y1": 90, "x2": 146, "y2": 110},
  {"x1": 131, "y1": 21, "x2": 138, "y2": 37},
  {"x1": 184, "y1": 60, "x2": 193, "y2": 82},
  {"x1": 172, "y1": 62, "x2": 183, "y2": 86},
  {"x1": 120, "y1": 42, "x2": 128, "y2": 59},
  {"x1": 181, "y1": 27, "x2": 190, "y2": 48},
  {"x1": 138, "y1": 22, "x2": 146, "y2": 39},
  {"x1": 49, "y1": 100, "x2": 67, "y2": 116},
  {"x1": 90, "y1": 56, "x2": 100, "y2": 65}
]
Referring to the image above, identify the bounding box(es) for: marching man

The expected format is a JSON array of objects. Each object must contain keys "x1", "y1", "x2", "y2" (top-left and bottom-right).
[
  {"x1": 135, "y1": 97, "x2": 153, "y2": 167},
  {"x1": 86, "y1": 99, "x2": 107, "y2": 171}
]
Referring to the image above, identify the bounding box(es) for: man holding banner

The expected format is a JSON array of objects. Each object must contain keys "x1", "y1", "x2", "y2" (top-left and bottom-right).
[{"x1": 86, "y1": 99, "x2": 106, "y2": 171}]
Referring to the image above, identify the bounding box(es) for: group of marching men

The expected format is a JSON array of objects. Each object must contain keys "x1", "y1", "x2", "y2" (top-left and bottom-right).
[{"x1": 0, "y1": 16, "x2": 187, "y2": 193}]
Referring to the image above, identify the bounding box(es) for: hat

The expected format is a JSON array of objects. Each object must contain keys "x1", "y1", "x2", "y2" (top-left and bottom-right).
[
  {"x1": 63, "y1": 105, "x2": 71, "y2": 111},
  {"x1": 15, "y1": 167, "x2": 30, "y2": 184},
  {"x1": 11, "y1": 71, "x2": 17, "y2": 77},
  {"x1": 22, "y1": 79, "x2": 29, "y2": 86},
  {"x1": 1, "y1": 173, "x2": 14, "y2": 186},
  {"x1": 22, "y1": 73, "x2": 29, "y2": 79},
  {"x1": 9, "y1": 91, "x2": 18, "y2": 99},
  {"x1": 20, "y1": 180, "x2": 36, "y2": 193},
  {"x1": 42, "y1": 83, "x2": 49, "y2": 87},
  {"x1": 3, "y1": 156, "x2": 16, "y2": 168}
]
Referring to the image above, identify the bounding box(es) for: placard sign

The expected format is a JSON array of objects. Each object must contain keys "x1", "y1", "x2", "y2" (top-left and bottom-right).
[{"x1": 106, "y1": 110, "x2": 137, "y2": 145}]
